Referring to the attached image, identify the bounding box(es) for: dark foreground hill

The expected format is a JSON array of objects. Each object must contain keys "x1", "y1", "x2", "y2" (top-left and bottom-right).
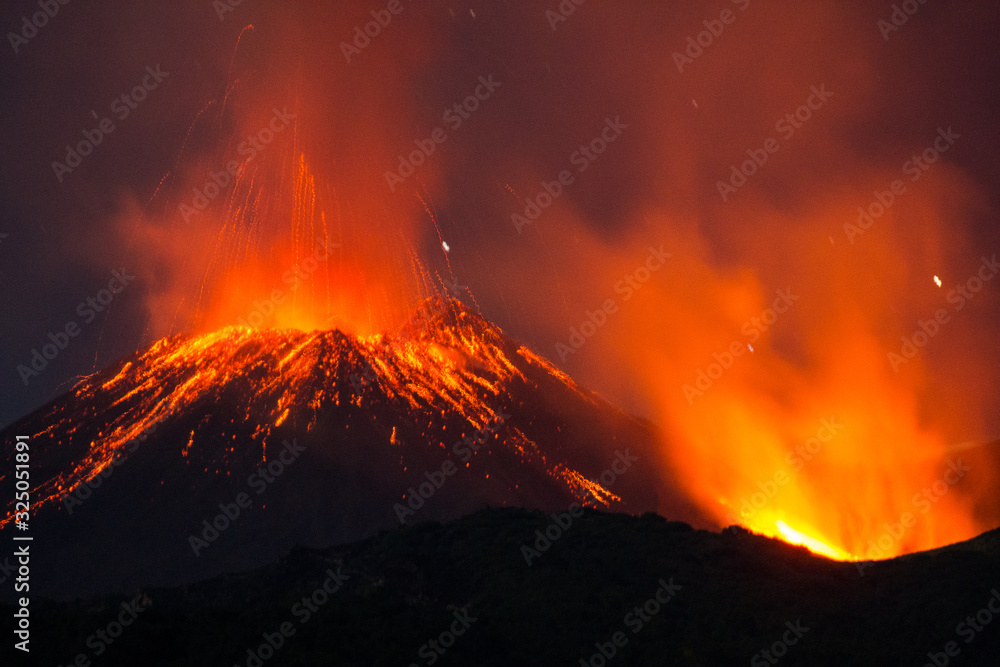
[{"x1": 13, "y1": 507, "x2": 1000, "y2": 666}]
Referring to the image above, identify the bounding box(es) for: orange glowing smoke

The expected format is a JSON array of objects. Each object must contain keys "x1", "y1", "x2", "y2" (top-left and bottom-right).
[
  {"x1": 456, "y1": 0, "x2": 1000, "y2": 561},
  {"x1": 133, "y1": 135, "x2": 425, "y2": 341},
  {"x1": 513, "y1": 197, "x2": 997, "y2": 562},
  {"x1": 98, "y1": 3, "x2": 999, "y2": 562},
  {"x1": 193, "y1": 152, "x2": 382, "y2": 337},
  {"x1": 117, "y1": 13, "x2": 445, "y2": 344}
]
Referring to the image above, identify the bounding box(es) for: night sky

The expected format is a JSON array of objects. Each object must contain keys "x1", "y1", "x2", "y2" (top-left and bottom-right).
[{"x1": 2, "y1": 0, "x2": 998, "y2": 452}]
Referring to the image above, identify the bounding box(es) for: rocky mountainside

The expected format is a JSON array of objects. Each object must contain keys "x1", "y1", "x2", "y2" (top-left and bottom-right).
[{"x1": 0, "y1": 297, "x2": 705, "y2": 600}]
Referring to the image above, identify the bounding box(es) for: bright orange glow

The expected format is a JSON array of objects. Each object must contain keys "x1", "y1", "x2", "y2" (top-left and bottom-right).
[
  {"x1": 56, "y1": 14, "x2": 999, "y2": 563},
  {"x1": 774, "y1": 520, "x2": 853, "y2": 560},
  {"x1": 191, "y1": 152, "x2": 389, "y2": 337},
  {"x1": 512, "y1": 196, "x2": 999, "y2": 562},
  {"x1": 127, "y1": 101, "x2": 433, "y2": 344},
  {"x1": 0, "y1": 299, "x2": 637, "y2": 529}
]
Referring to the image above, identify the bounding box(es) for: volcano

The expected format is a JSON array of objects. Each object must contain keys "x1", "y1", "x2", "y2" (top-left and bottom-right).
[{"x1": 0, "y1": 297, "x2": 705, "y2": 601}]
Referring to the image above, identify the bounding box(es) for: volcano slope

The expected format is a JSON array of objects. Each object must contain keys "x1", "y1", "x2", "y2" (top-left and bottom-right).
[
  {"x1": 10, "y1": 508, "x2": 1000, "y2": 666},
  {"x1": 0, "y1": 297, "x2": 705, "y2": 601}
]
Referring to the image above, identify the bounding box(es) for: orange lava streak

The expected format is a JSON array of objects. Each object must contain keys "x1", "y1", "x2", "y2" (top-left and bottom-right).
[
  {"x1": 1, "y1": 300, "x2": 629, "y2": 528},
  {"x1": 774, "y1": 520, "x2": 853, "y2": 561}
]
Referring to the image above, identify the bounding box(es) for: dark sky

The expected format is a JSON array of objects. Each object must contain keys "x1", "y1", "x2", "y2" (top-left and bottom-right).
[{"x1": 1, "y1": 0, "x2": 998, "y2": 454}]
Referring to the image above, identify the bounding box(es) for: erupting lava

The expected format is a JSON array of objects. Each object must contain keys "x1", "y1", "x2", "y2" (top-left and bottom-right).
[
  {"x1": 98, "y1": 141, "x2": 1000, "y2": 564},
  {"x1": 774, "y1": 521, "x2": 849, "y2": 560},
  {"x1": 0, "y1": 297, "x2": 683, "y2": 534},
  {"x1": 189, "y1": 151, "x2": 393, "y2": 338},
  {"x1": 619, "y1": 229, "x2": 997, "y2": 562},
  {"x1": 646, "y1": 305, "x2": 992, "y2": 562},
  {"x1": 49, "y1": 47, "x2": 998, "y2": 564},
  {"x1": 541, "y1": 211, "x2": 999, "y2": 563}
]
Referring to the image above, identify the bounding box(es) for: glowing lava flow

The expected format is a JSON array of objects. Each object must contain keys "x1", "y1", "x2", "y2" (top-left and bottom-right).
[
  {"x1": 774, "y1": 520, "x2": 853, "y2": 560},
  {"x1": 0, "y1": 298, "x2": 635, "y2": 529}
]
